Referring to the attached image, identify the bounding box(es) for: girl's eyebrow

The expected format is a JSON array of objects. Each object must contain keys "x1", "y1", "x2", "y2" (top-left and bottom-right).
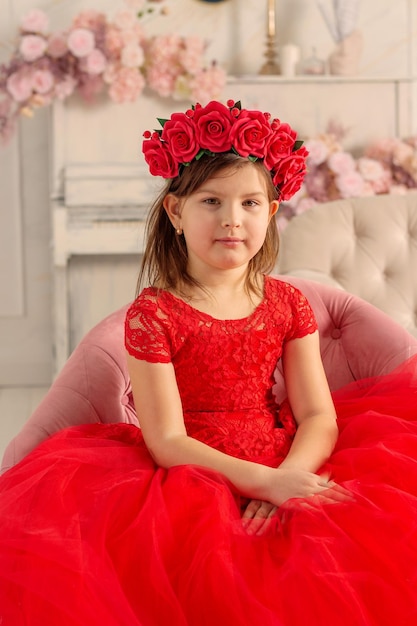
[{"x1": 195, "y1": 188, "x2": 267, "y2": 197}]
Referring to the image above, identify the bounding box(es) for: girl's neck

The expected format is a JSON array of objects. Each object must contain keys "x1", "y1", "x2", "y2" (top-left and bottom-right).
[{"x1": 171, "y1": 272, "x2": 265, "y2": 321}]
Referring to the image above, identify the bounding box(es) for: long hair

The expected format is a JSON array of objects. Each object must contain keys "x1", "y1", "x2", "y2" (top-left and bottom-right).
[{"x1": 136, "y1": 153, "x2": 280, "y2": 297}]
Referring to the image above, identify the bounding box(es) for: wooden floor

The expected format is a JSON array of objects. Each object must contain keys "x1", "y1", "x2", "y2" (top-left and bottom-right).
[{"x1": 0, "y1": 386, "x2": 48, "y2": 462}]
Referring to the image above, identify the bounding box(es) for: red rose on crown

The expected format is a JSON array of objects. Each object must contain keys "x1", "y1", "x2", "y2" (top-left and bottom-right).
[
  {"x1": 263, "y1": 121, "x2": 297, "y2": 171},
  {"x1": 192, "y1": 101, "x2": 233, "y2": 153},
  {"x1": 229, "y1": 110, "x2": 272, "y2": 158},
  {"x1": 142, "y1": 135, "x2": 179, "y2": 178},
  {"x1": 272, "y1": 147, "x2": 309, "y2": 201},
  {"x1": 161, "y1": 112, "x2": 200, "y2": 163},
  {"x1": 141, "y1": 99, "x2": 309, "y2": 200}
]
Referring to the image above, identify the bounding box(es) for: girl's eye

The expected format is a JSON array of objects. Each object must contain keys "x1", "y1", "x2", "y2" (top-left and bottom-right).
[
  {"x1": 243, "y1": 200, "x2": 259, "y2": 207},
  {"x1": 203, "y1": 198, "x2": 219, "y2": 205}
]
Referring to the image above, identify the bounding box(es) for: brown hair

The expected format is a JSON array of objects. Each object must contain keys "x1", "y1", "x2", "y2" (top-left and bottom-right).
[{"x1": 136, "y1": 153, "x2": 280, "y2": 297}]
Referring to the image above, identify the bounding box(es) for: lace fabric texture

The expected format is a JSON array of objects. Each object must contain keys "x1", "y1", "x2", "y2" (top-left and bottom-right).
[{"x1": 125, "y1": 276, "x2": 318, "y2": 465}]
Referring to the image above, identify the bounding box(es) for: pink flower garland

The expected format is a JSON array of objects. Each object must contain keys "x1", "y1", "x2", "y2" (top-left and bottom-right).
[
  {"x1": 278, "y1": 127, "x2": 417, "y2": 229},
  {"x1": 0, "y1": 4, "x2": 227, "y2": 144}
]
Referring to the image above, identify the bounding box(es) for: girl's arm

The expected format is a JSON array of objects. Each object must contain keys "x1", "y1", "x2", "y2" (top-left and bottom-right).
[
  {"x1": 242, "y1": 330, "x2": 339, "y2": 529},
  {"x1": 127, "y1": 353, "x2": 275, "y2": 498},
  {"x1": 279, "y1": 330, "x2": 339, "y2": 472},
  {"x1": 126, "y1": 352, "x2": 332, "y2": 506}
]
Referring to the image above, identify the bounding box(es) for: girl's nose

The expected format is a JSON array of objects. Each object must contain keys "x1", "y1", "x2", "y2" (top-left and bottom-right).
[{"x1": 222, "y1": 208, "x2": 241, "y2": 228}]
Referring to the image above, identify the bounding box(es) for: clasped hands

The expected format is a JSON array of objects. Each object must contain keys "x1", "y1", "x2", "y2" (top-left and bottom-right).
[{"x1": 241, "y1": 468, "x2": 349, "y2": 536}]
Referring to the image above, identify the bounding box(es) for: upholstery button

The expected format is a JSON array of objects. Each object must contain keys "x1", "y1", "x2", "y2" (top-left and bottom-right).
[{"x1": 331, "y1": 328, "x2": 342, "y2": 339}]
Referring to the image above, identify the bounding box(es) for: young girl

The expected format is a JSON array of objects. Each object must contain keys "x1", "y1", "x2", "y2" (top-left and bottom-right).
[{"x1": 1, "y1": 99, "x2": 417, "y2": 625}]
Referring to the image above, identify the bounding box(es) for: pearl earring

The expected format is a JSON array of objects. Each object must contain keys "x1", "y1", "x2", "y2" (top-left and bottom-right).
[{"x1": 176, "y1": 227, "x2": 183, "y2": 235}]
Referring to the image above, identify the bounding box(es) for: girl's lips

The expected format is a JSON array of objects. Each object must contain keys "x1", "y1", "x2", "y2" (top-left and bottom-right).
[
  {"x1": 216, "y1": 238, "x2": 243, "y2": 243},
  {"x1": 216, "y1": 239, "x2": 244, "y2": 247}
]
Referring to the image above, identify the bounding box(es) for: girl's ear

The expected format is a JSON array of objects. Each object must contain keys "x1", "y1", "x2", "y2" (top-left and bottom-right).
[
  {"x1": 163, "y1": 194, "x2": 181, "y2": 228},
  {"x1": 269, "y1": 200, "x2": 279, "y2": 218}
]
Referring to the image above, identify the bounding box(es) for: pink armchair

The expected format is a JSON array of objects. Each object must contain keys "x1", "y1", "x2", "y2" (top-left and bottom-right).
[{"x1": 2, "y1": 276, "x2": 417, "y2": 473}]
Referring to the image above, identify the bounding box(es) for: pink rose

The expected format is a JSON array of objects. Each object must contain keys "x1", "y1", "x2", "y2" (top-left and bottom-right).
[
  {"x1": 189, "y1": 65, "x2": 227, "y2": 104},
  {"x1": 335, "y1": 170, "x2": 365, "y2": 198},
  {"x1": 113, "y1": 10, "x2": 136, "y2": 30},
  {"x1": 121, "y1": 44, "x2": 144, "y2": 68},
  {"x1": 108, "y1": 67, "x2": 145, "y2": 103},
  {"x1": 6, "y1": 71, "x2": 33, "y2": 102},
  {"x1": 392, "y1": 141, "x2": 413, "y2": 166},
  {"x1": 67, "y1": 28, "x2": 95, "y2": 58},
  {"x1": 304, "y1": 166, "x2": 332, "y2": 203},
  {"x1": 122, "y1": 25, "x2": 146, "y2": 47},
  {"x1": 54, "y1": 76, "x2": 77, "y2": 100},
  {"x1": 304, "y1": 138, "x2": 329, "y2": 166},
  {"x1": 72, "y1": 10, "x2": 106, "y2": 31},
  {"x1": 146, "y1": 65, "x2": 176, "y2": 98},
  {"x1": 142, "y1": 136, "x2": 179, "y2": 178},
  {"x1": 48, "y1": 33, "x2": 68, "y2": 58},
  {"x1": 21, "y1": 9, "x2": 49, "y2": 34},
  {"x1": 328, "y1": 151, "x2": 356, "y2": 175},
  {"x1": 272, "y1": 148, "x2": 309, "y2": 201},
  {"x1": 357, "y1": 157, "x2": 386, "y2": 182},
  {"x1": 77, "y1": 76, "x2": 104, "y2": 102},
  {"x1": 230, "y1": 110, "x2": 272, "y2": 158},
  {"x1": 161, "y1": 112, "x2": 200, "y2": 163},
  {"x1": 32, "y1": 69, "x2": 54, "y2": 94},
  {"x1": 193, "y1": 101, "x2": 233, "y2": 153},
  {"x1": 263, "y1": 121, "x2": 297, "y2": 170},
  {"x1": 83, "y1": 49, "x2": 107, "y2": 75},
  {"x1": 179, "y1": 37, "x2": 204, "y2": 74},
  {"x1": 19, "y1": 34, "x2": 47, "y2": 61},
  {"x1": 105, "y1": 27, "x2": 124, "y2": 57}
]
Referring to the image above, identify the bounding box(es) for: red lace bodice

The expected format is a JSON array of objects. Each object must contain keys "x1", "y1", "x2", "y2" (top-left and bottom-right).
[{"x1": 125, "y1": 276, "x2": 317, "y2": 466}]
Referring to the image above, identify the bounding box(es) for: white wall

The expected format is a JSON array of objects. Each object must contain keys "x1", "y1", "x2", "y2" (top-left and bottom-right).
[{"x1": 1, "y1": 0, "x2": 416, "y2": 386}]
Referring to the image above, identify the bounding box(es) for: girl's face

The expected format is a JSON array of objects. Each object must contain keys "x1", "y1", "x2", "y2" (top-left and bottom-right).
[{"x1": 164, "y1": 163, "x2": 278, "y2": 280}]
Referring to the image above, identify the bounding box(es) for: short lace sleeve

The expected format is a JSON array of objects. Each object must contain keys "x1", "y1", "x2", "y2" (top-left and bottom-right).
[
  {"x1": 125, "y1": 289, "x2": 172, "y2": 363},
  {"x1": 285, "y1": 284, "x2": 318, "y2": 341}
]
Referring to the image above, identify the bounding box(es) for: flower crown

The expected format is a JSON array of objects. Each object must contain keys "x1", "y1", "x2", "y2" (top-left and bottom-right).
[{"x1": 142, "y1": 99, "x2": 309, "y2": 201}]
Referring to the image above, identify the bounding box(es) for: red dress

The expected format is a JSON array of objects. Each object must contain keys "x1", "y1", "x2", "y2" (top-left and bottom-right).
[{"x1": 1, "y1": 276, "x2": 417, "y2": 625}]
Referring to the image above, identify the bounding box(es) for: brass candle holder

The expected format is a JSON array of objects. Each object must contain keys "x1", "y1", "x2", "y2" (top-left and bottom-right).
[{"x1": 259, "y1": 0, "x2": 280, "y2": 75}]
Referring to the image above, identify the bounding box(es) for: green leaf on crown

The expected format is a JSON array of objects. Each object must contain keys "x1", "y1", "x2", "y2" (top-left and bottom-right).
[
  {"x1": 195, "y1": 149, "x2": 217, "y2": 160},
  {"x1": 294, "y1": 140, "x2": 304, "y2": 151},
  {"x1": 157, "y1": 118, "x2": 169, "y2": 128}
]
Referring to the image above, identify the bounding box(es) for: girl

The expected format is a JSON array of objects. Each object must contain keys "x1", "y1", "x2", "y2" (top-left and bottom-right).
[
  {"x1": 128, "y1": 100, "x2": 339, "y2": 528},
  {"x1": 1, "y1": 99, "x2": 417, "y2": 625}
]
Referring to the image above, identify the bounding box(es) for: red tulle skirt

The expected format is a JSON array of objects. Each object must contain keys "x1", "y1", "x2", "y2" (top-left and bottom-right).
[{"x1": 1, "y1": 357, "x2": 417, "y2": 626}]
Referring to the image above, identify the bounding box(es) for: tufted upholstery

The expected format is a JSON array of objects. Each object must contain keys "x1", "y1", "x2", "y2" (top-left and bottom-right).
[
  {"x1": 2, "y1": 276, "x2": 416, "y2": 473},
  {"x1": 277, "y1": 192, "x2": 417, "y2": 337}
]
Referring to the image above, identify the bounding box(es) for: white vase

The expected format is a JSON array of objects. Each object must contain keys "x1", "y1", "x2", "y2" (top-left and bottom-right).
[{"x1": 329, "y1": 30, "x2": 363, "y2": 76}]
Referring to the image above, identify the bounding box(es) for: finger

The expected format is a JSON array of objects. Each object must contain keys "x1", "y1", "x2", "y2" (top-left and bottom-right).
[
  {"x1": 319, "y1": 471, "x2": 332, "y2": 483},
  {"x1": 319, "y1": 484, "x2": 355, "y2": 503},
  {"x1": 253, "y1": 502, "x2": 275, "y2": 520},
  {"x1": 246, "y1": 511, "x2": 276, "y2": 536},
  {"x1": 307, "y1": 483, "x2": 354, "y2": 505},
  {"x1": 317, "y1": 471, "x2": 337, "y2": 489},
  {"x1": 255, "y1": 506, "x2": 277, "y2": 536},
  {"x1": 242, "y1": 499, "x2": 262, "y2": 522}
]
